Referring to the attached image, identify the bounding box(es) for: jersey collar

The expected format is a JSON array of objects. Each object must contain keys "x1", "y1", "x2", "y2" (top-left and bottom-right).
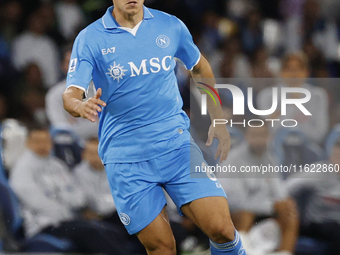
[{"x1": 102, "y1": 5, "x2": 154, "y2": 30}]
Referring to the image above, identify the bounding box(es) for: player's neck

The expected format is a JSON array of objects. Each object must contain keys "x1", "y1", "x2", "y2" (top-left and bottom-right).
[{"x1": 112, "y1": 7, "x2": 144, "y2": 29}]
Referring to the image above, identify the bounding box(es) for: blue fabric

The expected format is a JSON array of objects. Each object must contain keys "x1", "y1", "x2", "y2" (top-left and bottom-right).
[
  {"x1": 23, "y1": 234, "x2": 74, "y2": 252},
  {"x1": 295, "y1": 237, "x2": 329, "y2": 255},
  {"x1": 0, "y1": 123, "x2": 6, "y2": 181},
  {"x1": 0, "y1": 182, "x2": 23, "y2": 235},
  {"x1": 66, "y1": 5, "x2": 200, "y2": 164},
  {"x1": 324, "y1": 124, "x2": 340, "y2": 157},
  {"x1": 0, "y1": 35, "x2": 10, "y2": 60},
  {"x1": 210, "y1": 231, "x2": 246, "y2": 255},
  {"x1": 0, "y1": 123, "x2": 23, "y2": 235},
  {"x1": 0, "y1": 163, "x2": 5, "y2": 182},
  {"x1": 105, "y1": 134, "x2": 226, "y2": 234}
]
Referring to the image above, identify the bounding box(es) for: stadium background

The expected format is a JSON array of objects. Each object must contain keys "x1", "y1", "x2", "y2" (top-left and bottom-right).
[{"x1": 0, "y1": 0, "x2": 340, "y2": 254}]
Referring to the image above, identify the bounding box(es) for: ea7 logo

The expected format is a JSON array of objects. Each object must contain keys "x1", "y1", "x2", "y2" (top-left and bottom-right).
[
  {"x1": 102, "y1": 47, "x2": 116, "y2": 55},
  {"x1": 200, "y1": 84, "x2": 312, "y2": 116}
]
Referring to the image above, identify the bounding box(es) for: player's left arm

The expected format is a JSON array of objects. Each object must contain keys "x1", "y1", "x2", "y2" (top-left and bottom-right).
[{"x1": 190, "y1": 56, "x2": 231, "y2": 162}]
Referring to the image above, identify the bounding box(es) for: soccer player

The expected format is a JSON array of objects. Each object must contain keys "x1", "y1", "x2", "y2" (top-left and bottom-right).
[{"x1": 63, "y1": 1, "x2": 246, "y2": 255}]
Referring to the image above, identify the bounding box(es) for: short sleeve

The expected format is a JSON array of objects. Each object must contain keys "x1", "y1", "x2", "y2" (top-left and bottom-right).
[
  {"x1": 66, "y1": 30, "x2": 94, "y2": 92},
  {"x1": 174, "y1": 18, "x2": 200, "y2": 71}
]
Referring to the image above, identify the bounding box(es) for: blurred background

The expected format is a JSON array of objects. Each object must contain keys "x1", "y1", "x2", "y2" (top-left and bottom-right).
[{"x1": 0, "y1": 0, "x2": 340, "y2": 255}]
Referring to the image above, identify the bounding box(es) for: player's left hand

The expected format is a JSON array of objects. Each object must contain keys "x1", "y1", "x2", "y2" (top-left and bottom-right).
[{"x1": 205, "y1": 124, "x2": 231, "y2": 162}]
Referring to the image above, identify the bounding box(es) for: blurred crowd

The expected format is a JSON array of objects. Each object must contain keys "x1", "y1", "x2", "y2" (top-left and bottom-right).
[
  {"x1": 0, "y1": 0, "x2": 340, "y2": 255},
  {"x1": 1, "y1": 0, "x2": 340, "y2": 133}
]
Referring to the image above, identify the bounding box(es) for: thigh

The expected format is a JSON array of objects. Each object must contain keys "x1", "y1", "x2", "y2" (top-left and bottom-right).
[
  {"x1": 181, "y1": 196, "x2": 235, "y2": 237},
  {"x1": 163, "y1": 138, "x2": 227, "y2": 216},
  {"x1": 136, "y1": 207, "x2": 175, "y2": 251},
  {"x1": 105, "y1": 162, "x2": 167, "y2": 235}
]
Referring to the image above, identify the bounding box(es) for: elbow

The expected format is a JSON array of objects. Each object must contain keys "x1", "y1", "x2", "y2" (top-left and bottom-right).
[
  {"x1": 191, "y1": 55, "x2": 214, "y2": 78},
  {"x1": 62, "y1": 91, "x2": 72, "y2": 115},
  {"x1": 191, "y1": 63, "x2": 201, "y2": 76},
  {"x1": 62, "y1": 91, "x2": 69, "y2": 111},
  {"x1": 191, "y1": 55, "x2": 207, "y2": 75}
]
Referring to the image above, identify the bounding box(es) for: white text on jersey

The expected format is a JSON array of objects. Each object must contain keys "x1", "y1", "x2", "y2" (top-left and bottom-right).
[
  {"x1": 128, "y1": 56, "x2": 172, "y2": 77},
  {"x1": 102, "y1": 47, "x2": 116, "y2": 55}
]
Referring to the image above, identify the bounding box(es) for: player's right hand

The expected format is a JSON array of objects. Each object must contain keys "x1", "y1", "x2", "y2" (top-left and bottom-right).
[{"x1": 77, "y1": 88, "x2": 106, "y2": 122}]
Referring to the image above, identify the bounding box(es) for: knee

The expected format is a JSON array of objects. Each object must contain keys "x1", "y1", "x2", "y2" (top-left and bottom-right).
[
  {"x1": 206, "y1": 222, "x2": 235, "y2": 244},
  {"x1": 143, "y1": 236, "x2": 176, "y2": 255}
]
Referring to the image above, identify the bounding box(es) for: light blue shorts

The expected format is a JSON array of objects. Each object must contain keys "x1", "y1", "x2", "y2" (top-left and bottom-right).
[{"x1": 105, "y1": 134, "x2": 227, "y2": 235}]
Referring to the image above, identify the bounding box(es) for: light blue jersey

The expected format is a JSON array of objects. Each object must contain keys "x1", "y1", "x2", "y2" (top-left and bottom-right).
[
  {"x1": 67, "y1": 6, "x2": 229, "y2": 238},
  {"x1": 67, "y1": 6, "x2": 200, "y2": 163}
]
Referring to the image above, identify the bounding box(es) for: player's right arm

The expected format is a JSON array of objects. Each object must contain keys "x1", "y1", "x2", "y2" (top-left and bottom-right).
[
  {"x1": 63, "y1": 29, "x2": 105, "y2": 122},
  {"x1": 63, "y1": 87, "x2": 106, "y2": 123}
]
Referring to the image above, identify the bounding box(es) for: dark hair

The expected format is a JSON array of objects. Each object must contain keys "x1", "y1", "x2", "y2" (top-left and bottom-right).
[
  {"x1": 26, "y1": 122, "x2": 49, "y2": 135},
  {"x1": 86, "y1": 137, "x2": 99, "y2": 143}
]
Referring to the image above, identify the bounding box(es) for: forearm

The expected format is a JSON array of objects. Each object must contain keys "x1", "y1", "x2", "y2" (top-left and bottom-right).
[
  {"x1": 190, "y1": 55, "x2": 231, "y2": 162},
  {"x1": 62, "y1": 87, "x2": 85, "y2": 117},
  {"x1": 191, "y1": 56, "x2": 225, "y2": 120}
]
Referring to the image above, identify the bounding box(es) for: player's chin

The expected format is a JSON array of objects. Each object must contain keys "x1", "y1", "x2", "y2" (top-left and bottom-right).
[
  {"x1": 125, "y1": 8, "x2": 140, "y2": 15},
  {"x1": 125, "y1": 5, "x2": 142, "y2": 13}
]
